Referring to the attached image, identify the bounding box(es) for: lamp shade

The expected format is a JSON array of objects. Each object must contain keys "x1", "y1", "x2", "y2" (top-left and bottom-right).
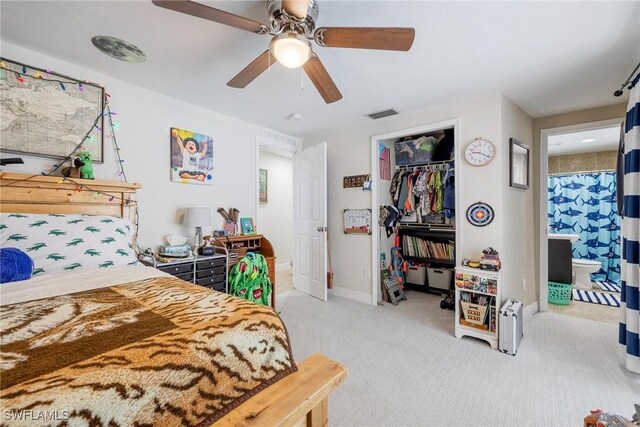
[
  {"x1": 183, "y1": 207, "x2": 212, "y2": 228},
  {"x1": 270, "y1": 33, "x2": 311, "y2": 69}
]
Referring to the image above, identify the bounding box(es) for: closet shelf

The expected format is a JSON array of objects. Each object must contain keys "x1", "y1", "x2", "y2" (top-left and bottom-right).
[
  {"x1": 398, "y1": 224, "x2": 455, "y2": 232},
  {"x1": 404, "y1": 256, "x2": 455, "y2": 265}
]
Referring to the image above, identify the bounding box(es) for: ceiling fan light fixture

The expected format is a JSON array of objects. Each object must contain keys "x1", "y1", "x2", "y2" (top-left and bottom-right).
[{"x1": 270, "y1": 33, "x2": 311, "y2": 68}]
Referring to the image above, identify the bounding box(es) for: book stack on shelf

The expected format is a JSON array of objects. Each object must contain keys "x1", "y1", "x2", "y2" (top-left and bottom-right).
[{"x1": 402, "y1": 235, "x2": 454, "y2": 261}]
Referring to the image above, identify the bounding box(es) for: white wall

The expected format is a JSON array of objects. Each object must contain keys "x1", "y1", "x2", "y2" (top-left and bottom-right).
[
  {"x1": 500, "y1": 95, "x2": 536, "y2": 305},
  {"x1": 304, "y1": 93, "x2": 505, "y2": 299},
  {"x1": 0, "y1": 42, "x2": 282, "y2": 249},
  {"x1": 258, "y1": 150, "x2": 293, "y2": 269}
]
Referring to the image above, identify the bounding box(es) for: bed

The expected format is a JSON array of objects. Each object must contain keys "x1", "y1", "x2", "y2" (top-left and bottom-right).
[{"x1": 0, "y1": 172, "x2": 346, "y2": 426}]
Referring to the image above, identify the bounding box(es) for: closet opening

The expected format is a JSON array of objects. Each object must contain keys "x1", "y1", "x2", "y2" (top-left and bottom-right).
[{"x1": 371, "y1": 119, "x2": 461, "y2": 315}]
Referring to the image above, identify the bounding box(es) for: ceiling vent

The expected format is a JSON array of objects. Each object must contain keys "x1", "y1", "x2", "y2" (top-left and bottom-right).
[{"x1": 366, "y1": 108, "x2": 399, "y2": 120}]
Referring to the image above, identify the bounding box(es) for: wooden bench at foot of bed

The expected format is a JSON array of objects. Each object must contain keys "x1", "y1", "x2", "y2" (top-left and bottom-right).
[{"x1": 213, "y1": 354, "x2": 347, "y2": 427}]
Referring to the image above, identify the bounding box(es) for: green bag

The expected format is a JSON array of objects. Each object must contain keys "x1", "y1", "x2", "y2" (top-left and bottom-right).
[{"x1": 229, "y1": 252, "x2": 272, "y2": 306}]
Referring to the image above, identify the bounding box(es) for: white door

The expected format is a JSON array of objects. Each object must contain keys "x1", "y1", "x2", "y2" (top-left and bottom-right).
[{"x1": 293, "y1": 142, "x2": 327, "y2": 301}]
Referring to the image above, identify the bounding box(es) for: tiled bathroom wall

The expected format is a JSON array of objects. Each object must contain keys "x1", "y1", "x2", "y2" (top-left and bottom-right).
[{"x1": 548, "y1": 150, "x2": 617, "y2": 174}]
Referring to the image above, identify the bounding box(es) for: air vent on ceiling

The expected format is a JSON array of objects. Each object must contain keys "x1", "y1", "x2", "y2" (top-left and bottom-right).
[{"x1": 366, "y1": 108, "x2": 399, "y2": 120}]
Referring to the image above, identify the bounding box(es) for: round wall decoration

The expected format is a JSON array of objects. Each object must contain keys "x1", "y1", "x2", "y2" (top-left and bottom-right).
[
  {"x1": 466, "y1": 202, "x2": 495, "y2": 227},
  {"x1": 464, "y1": 138, "x2": 496, "y2": 166}
]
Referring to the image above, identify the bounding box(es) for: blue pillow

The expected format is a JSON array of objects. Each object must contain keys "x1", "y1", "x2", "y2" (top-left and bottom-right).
[{"x1": 0, "y1": 248, "x2": 34, "y2": 283}]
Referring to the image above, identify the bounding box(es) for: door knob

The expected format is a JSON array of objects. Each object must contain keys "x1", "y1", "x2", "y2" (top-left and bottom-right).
[{"x1": 317, "y1": 226, "x2": 327, "y2": 232}]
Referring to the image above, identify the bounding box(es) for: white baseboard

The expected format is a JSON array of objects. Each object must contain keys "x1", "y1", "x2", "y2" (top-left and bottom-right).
[
  {"x1": 330, "y1": 286, "x2": 371, "y2": 305},
  {"x1": 524, "y1": 301, "x2": 539, "y2": 322},
  {"x1": 276, "y1": 263, "x2": 291, "y2": 272}
]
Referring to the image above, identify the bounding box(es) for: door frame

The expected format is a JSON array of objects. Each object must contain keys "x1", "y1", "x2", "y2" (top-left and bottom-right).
[
  {"x1": 370, "y1": 118, "x2": 461, "y2": 306},
  {"x1": 538, "y1": 118, "x2": 623, "y2": 312},
  {"x1": 254, "y1": 136, "x2": 299, "y2": 234}
]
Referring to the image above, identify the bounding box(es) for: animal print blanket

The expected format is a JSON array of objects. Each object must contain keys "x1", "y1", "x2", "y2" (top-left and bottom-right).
[{"x1": 0, "y1": 276, "x2": 296, "y2": 426}]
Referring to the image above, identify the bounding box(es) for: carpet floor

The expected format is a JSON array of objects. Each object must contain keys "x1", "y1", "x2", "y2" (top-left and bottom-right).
[{"x1": 278, "y1": 289, "x2": 640, "y2": 427}]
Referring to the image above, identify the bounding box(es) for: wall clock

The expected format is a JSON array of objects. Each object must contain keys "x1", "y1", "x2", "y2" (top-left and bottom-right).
[{"x1": 464, "y1": 138, "x2": 496, "y2": 166}]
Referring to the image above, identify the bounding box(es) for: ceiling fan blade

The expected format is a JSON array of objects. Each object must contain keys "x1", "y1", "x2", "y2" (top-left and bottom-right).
[
  {"x1": 282, "y1": 0, "x2": 309, "y2": 19},
  {"x1": 152, "y1": 0, "x2": 266, "y2": 34},
  {"x1": 315, "y1": 27, "x2": 415, "y2": 51},
  {"x1": 303, "y1": 54, "x2": 342, "y2": 104},
  {"x1": 227, "y1": 50, "x2": 276, "y2": 88}
]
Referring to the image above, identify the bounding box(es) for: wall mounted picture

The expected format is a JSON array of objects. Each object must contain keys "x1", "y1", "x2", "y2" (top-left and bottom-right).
[
  {"x1": 259, "y1": 168, "x2": 268, "y2": 203},
  {"x1": 0, "y1": 58, "x2": 104, "y2": 162},
  {"x1": 344, "y1": 209, "x2": 372, "y2": 234},
  {"x1": 170, "y1": 127, "x2": 213, "y2": 185}
]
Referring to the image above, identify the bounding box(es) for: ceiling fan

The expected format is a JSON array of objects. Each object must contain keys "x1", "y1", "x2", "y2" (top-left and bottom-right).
[{"x1": 151, "y1": 0, "x2": 415, "y2": 103}]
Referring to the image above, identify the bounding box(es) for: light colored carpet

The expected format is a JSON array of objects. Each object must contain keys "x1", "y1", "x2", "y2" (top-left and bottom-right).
[
  {"x1": 276, "y1": 267, "x2": 293, "y2": 295},
  {"x1": 278, "y1": 289, "x2": 640, "y2": 427}
]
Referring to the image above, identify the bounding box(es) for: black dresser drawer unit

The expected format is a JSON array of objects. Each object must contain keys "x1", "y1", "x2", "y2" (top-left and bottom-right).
[
  {"x1": 158, "y1": 263, "x2": 193, "y2": 275},
  {"x1": 196, "y1": 275, "x2": 226, "y2": 288},
  {"x1": 196, "y1": 266, "x2": 226, "y2": 279},
  {"x1": 197, "y1": 258, "x2": 226, "y2": 269},
  {"x1": 141, "y1": 253, "x2": 228, "y2": 293},
  {"x1": 175, "y1": 271, "x2": 194, "y2": 282}
]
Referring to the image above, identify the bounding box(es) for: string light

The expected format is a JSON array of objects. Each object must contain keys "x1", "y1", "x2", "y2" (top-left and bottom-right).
[
  {"x1": 78, "y1": 83, "x2": 84, "y2": 91},
  {"x1": 22, "y1": 65, "x2": 26, "y2": 74},
  {"x1": 59, "y1": 82, "x2": 66, "y2": 90},
  {"x1": 34, "y1": 72, "x2": 42, "y2": 78},
  {"x1": 112, "y1": 123, "x2": 120, "y2": 130},
  {"x1": 16, "y1": 75, "x2": 24, "y2": 83}
]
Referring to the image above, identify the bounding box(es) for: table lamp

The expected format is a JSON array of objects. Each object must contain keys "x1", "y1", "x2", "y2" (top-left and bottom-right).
[{"x1": 183, "y1": 207, "x2": 211, "y2": 248}]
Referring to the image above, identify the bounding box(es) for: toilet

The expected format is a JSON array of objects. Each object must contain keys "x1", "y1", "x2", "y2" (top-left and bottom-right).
[{"x1": 572, "y1": 258, "x2": 601, "y2": 290}]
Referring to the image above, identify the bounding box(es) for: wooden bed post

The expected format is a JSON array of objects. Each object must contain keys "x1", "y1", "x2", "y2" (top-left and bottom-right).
[{"x1": 307, "y1": 398, "x2": 328, "y2": 427}]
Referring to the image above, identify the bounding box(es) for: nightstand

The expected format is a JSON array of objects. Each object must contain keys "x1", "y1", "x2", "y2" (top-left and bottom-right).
[{"x1": 140, "y1": 251, "x2": 228, "y2": 293}]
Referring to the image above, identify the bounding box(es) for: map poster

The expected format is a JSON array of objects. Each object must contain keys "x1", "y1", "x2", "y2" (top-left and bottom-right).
[
  {"x1": 0, "y1": 58, "x2": 104, "y2": 162},
  {"x1": 170, "y1": 127, "x2": 214, "y2": 185}
]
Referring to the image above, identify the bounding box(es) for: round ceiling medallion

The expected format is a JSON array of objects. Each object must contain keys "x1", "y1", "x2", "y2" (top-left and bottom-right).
[{"x1": 91, "y1": 36, "x2": 146, "y2": 63}]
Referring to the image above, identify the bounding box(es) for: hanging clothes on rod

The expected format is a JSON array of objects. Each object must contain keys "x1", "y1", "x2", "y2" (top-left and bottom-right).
[{"x1": 390, "y1": 160, "x2": 454, "y2": 224}]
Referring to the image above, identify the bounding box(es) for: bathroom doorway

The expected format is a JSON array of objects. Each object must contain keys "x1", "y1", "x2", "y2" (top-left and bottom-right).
[{"x1": 540, "y1": 121, "x2": 623, "y2": 323}]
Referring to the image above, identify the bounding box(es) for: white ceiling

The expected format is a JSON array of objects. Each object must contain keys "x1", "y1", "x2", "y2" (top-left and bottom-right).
[
  {"x1": 548, "y1": 126, "x2": 620, "y2": 156},
  {"x1": 1, "y1": 1, "x2": 638, "y2": 138}
]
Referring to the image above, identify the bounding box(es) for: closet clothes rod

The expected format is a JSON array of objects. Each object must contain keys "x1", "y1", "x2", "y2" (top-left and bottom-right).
[
  {"x1": 397, "y1": 159, "x2": 454, "y2": 171},
  {"x1": 549, "y1": 168, "x2": 615, "y2": 177}
]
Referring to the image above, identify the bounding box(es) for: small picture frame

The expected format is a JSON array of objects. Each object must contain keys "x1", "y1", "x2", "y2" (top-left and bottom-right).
[
  {"x1": 259, "y1": 169, "x2": 268, "y2": 203},
  {"x1": 240, "y1": 217, "x2": 255, "y2": 235}
]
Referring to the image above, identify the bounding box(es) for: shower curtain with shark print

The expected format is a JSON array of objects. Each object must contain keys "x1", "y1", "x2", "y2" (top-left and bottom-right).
[{"x1": 548, "y1": 171, "x2": 620, "y2": 283}]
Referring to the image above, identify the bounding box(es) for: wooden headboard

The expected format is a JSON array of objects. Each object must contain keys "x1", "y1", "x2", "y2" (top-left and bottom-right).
[{"x1": 0, "y1": 173, "x2": 141, "y2": 224}]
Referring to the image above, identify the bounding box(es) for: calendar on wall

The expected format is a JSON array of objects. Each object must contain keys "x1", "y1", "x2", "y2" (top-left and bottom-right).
[{"x1": 344, "y1": 209, "x2": 372, "y2": 235}]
